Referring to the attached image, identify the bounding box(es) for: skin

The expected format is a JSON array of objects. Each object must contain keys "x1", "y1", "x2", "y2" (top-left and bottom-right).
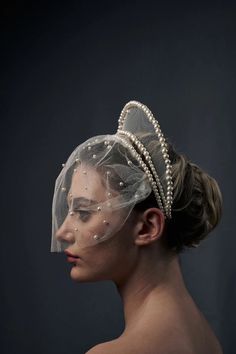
[{"x1": 56, "y1": 164, "x2": 223, "y2": 354}]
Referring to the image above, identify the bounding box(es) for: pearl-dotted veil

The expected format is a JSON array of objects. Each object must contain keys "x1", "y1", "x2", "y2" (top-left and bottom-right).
[{"x1": 51, "y1": 101, "x2": 173, "y2": 252}]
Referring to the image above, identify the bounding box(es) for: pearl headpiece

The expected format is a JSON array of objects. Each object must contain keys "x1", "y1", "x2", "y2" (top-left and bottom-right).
[{"x1": 116, "y1": 100, "x2": 173, "y2": 218}]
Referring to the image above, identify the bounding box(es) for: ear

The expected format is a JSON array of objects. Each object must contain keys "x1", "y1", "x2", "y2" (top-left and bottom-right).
[{"x1": 134, "y1": 208, "x2": 165, "y2": 246}]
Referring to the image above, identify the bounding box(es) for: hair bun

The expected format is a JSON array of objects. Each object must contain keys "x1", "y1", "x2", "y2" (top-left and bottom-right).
[{"x1": 164, "y1": 149, "x2": 223, "y2": 253}]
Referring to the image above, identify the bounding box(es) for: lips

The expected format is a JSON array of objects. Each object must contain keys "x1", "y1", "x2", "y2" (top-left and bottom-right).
[
  {"x1": 65, "y1": 250, "x2": 80, "y2": 263},
  {"x1": 64, "y1": 250, "x2": 80, "y2": 258}
]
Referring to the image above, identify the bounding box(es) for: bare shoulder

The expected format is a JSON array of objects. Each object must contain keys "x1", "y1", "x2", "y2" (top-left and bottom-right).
[
  {"x1": 85, "y1": 295, "x2": 223, "y2": 354},
  {"x1": 85, "y1": 335, "x2": 194, "y2": 354},
  {"x1": 84, "y1": 336, "x2": 160, "y2": 354},
  {"x1": 85, "y1": 342, "x2": 109, "y2": 354},
  {"x1": 84, "y1": 334, "x2": 187, "y2": 354},
  {"x1": 84, "y1": 325, "x2": 223, "y2": 354},
  {"x1": 85, "y1": 338, "x2": 129, "y2": 354}
]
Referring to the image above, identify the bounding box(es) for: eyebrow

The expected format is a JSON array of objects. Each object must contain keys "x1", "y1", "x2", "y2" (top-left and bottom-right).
[{"x1": 66, "y1": 196, "x2": 98, "y2": 207}]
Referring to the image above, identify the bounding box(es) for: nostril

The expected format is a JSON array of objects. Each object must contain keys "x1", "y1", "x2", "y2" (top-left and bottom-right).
[{"x1": 64, "y1": 233, "x2": 74, "y2": 241}]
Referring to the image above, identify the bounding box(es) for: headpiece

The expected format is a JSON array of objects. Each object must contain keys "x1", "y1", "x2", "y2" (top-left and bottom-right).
[{"x1": 51, "y1": 100, "x2": 173, "y2": 252}]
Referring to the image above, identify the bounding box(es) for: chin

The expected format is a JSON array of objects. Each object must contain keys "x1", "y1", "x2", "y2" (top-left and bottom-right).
[{"x1": 69, "y1": 265, "x2": 107, "y2": 283}]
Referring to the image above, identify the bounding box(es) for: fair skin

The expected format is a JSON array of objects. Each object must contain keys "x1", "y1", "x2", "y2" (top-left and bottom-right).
[{"x1": 56, "y1": 164, "x2": 223, "y2": 354}]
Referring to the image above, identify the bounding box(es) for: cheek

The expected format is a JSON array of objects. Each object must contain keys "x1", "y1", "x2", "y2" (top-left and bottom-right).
[
  {"x1": 93, "y1": 230, "x2": 134, "y2": 272},
  {"x1": 75, "y1": 211, "x2": 127, "y2": 244},
  {"x1": 69, "y1": 246, "x2": 123, "y2": 283},
  {"x1": 70, "y1": 228, "x2": 136, "y2": 282},
  {"x1": 71, "y1": 213, "x2": 111, "y2": 247}
]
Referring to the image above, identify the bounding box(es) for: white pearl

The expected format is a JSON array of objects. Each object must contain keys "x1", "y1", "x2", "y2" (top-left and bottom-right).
[{"x1": 115, "y1": 102, "x2": 174, "y2": 219}]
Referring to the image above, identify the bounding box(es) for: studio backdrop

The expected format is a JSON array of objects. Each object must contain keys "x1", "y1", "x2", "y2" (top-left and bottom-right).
[{"x1": 1, "y1": 1, "x2": 235, "y2": 354}]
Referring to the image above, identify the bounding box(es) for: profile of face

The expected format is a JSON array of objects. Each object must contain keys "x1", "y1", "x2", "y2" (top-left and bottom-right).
[{"x1": 55, "y1": 163, "x2": 139, "y2": 283}]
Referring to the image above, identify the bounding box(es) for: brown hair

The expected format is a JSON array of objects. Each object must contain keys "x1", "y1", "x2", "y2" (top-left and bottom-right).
[{"x1": 133, "y1": 137, "x2": 223, "y2": 254}]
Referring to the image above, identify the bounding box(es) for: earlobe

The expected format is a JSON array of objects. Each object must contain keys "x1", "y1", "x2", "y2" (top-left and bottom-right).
[{"x1": 134, "y1": 208, "x2": 165, "y2": 246}]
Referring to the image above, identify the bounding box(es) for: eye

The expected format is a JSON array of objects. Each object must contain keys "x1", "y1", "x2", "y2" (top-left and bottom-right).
[{"x1": 74, "y1": 209, "x2": 91, "y2": 221}]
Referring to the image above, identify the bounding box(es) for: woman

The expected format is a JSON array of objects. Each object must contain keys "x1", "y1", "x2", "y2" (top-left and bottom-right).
[{"x1": 51, "y1": 101, "x2": 223, "y2": 354}]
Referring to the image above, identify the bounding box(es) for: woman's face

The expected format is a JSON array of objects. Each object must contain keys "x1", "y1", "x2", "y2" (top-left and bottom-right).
[{"x1": 55, "y1": 163, "x2": 138, "y2": 283}]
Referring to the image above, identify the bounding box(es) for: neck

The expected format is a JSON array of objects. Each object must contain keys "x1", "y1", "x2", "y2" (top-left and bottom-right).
[{"x1": 114, "y1": 243, "x2": 188, "y2": 331}]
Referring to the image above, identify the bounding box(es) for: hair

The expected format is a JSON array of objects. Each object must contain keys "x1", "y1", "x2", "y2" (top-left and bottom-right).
[
  {"x1": 133, "y1": 135, "x2": 223, "y2": 254},
  {"x1": 78, "y1": 133, "x2": 223, "y2": 254}
]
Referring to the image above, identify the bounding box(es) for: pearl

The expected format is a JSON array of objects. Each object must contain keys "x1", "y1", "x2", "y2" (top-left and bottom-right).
[
  {"x1": 88, "y1": 146, "x2": 91, "y2": 150},
  {"x1": 93, "y1": 235, "x2": 99, "y2": 240},
  {"x1": 107, "y1": 192, "x2": 112, "y2": 197},
  {"x1": 92, "y1": 154, "x2": 96, "y2": 158},
  {"x1": 103, "y1": 220, "x2": 109, "y2": 225},
  {"x1": 61, "y1": 187, "x2": 66, "y2": 192},
  {"x1": 69, "y1": 211, "x2": 74, "y2": 216},
  {"x1": 97, "y1": 206, "x2": 101, "y2": 211},
  {"x1": 62, "y1": 163, "x2": 65, "y2": 167},
  {"x1": 116, "y1": 125, "x2": 170, "y2": 218},
  {"x1": 74, "y1": 168, "x2": 77, "y2": 172},
  {"x1": 83, "y1": 170, "x2": 87, "y2": 174},
  {"x1": 74, "y1": 228, "x2": 78, "y2": 231},
  {"x1": 119, "y1": 182, "x2": 124, "y2": 187}
]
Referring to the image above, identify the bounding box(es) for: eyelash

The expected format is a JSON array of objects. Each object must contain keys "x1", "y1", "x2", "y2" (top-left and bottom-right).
[
  {"x1": 66, "y1": 202, "x2": 91, "y2": 221},
  {"x1": 73, "y1": 208, "x2": 91, "y2": 221}
]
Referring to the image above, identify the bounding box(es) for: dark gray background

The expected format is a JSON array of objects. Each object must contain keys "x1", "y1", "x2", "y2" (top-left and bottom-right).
[{"x1": 1, "y1": 1, "x2": 235, "y2": 353}]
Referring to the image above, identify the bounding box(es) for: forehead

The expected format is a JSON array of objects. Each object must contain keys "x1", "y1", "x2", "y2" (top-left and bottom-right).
[{"x1": 69, "y1": 163, "x2": 107, "y2": 202}]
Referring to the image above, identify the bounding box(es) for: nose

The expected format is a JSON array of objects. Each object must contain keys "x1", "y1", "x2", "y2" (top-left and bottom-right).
[{"x1": 55, "y1": 217, "x2": 75, "y2": 245}]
